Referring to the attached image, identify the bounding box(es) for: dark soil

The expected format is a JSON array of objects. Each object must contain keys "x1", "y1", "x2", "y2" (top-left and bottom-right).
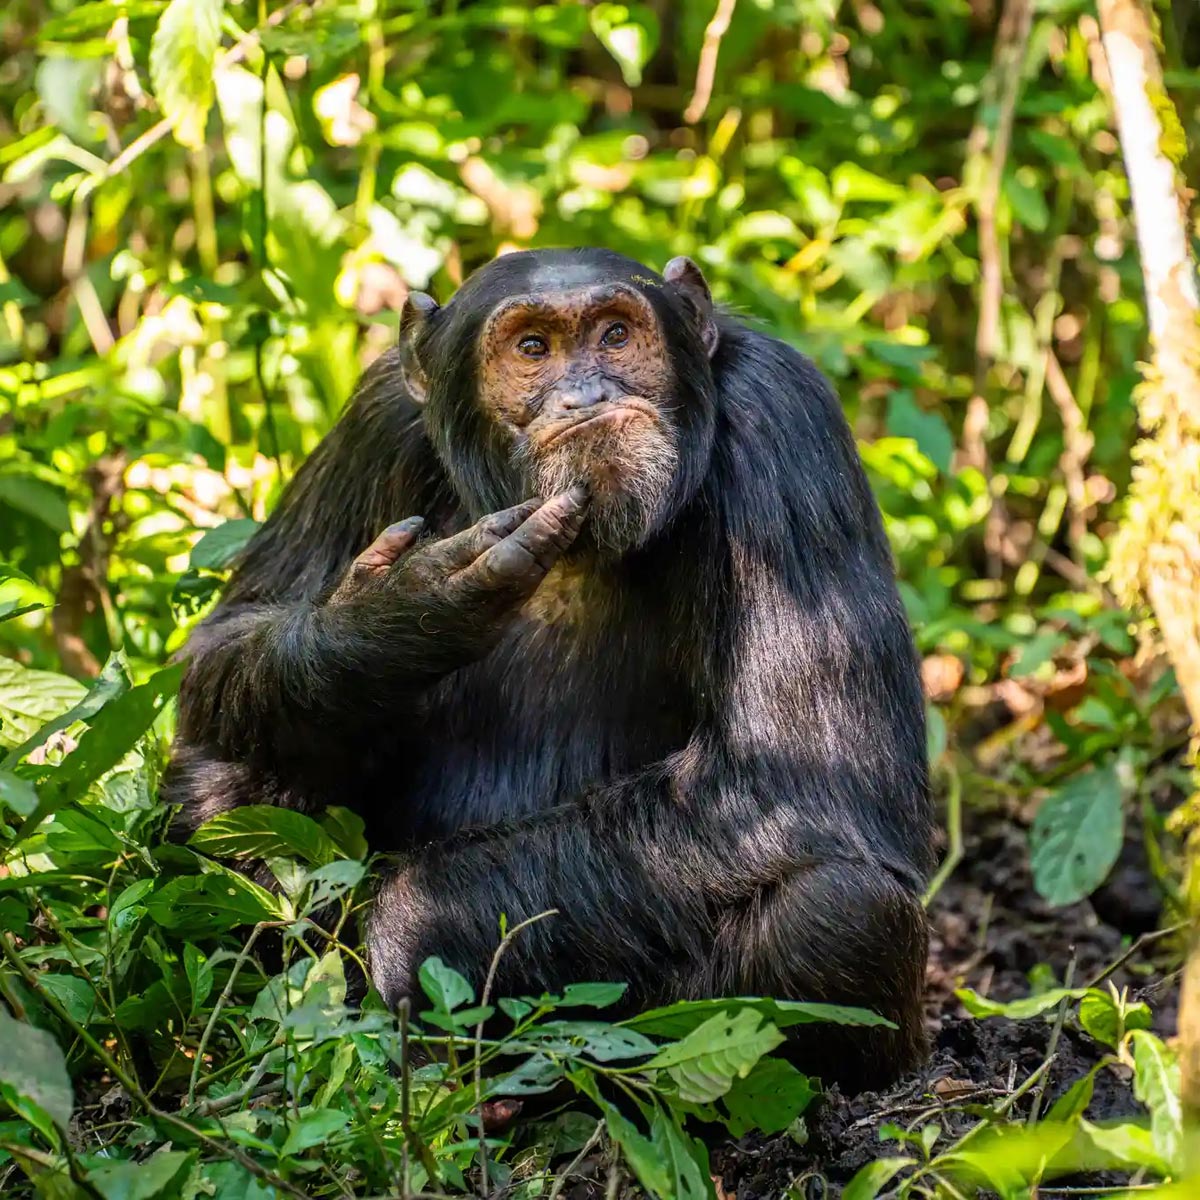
[{"x1": 714, "y1": 805, "x2": 1179, "y2": 1199}]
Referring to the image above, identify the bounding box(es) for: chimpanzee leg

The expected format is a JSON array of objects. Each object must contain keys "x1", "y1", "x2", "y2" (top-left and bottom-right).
[{"x1": 696, "y1": 861, "x2": 928, "y2": 1091}]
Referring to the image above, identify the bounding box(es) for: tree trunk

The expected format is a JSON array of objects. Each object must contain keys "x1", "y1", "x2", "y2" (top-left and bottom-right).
[{"x1": 1097, "y1": 0, "x2": 1200, "y2": 1119}]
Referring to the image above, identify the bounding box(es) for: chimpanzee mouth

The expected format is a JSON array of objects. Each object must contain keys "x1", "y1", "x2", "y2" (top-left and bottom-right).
[{"x1": 543, "y1": 399, "x2": 659, "y2": 449}]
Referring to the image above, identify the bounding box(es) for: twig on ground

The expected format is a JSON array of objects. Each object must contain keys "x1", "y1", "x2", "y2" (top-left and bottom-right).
[
  {"x1": 1028, "y1": 953, "x2": 1076, "y2": 1124},
  {"x1": 546, "y1": 1120, "x2": 605, "y2": 1200},
  {"x1": 1086, "y1": 922, "x2": 1189, "y2": 989}
]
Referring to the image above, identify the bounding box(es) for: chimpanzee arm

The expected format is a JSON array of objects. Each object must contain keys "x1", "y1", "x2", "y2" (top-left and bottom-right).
[
  {"x1": 368, "y1": 332, "x2": 934, "y2": 1081},
  {"x1": 171, "y1": 352, "x2": 585, "y2": 792}
]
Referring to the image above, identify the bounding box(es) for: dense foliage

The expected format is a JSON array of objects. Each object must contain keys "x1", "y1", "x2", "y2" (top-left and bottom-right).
[{"x1": 1, "y1": 0, "x2": 1199, "y2": 1196}]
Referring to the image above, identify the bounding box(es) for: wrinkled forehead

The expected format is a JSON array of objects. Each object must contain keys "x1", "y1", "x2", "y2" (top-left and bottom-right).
[{"x1": 481, "y1": 280, "x2": 660, "y2": 340}]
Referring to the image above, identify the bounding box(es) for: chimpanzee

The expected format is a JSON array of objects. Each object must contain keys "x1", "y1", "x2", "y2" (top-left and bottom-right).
[{"x1": 165, "y1": 248, "x2": 933, "y2": 1089}]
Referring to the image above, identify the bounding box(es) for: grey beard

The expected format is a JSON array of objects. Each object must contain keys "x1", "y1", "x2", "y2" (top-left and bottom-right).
[{"x1": 513, "y1": 422, "x2": 678, "y2": 557}]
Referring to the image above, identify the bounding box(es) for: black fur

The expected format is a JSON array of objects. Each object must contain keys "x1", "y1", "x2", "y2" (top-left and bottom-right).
[{"x1": 165, "y1": 248, "x2": 933, "y2": 1090}]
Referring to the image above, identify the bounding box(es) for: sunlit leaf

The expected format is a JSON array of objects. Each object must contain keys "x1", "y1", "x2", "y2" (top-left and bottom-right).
[{"x1": 149, "y1": 0, "x2": 223, "y2": 150}]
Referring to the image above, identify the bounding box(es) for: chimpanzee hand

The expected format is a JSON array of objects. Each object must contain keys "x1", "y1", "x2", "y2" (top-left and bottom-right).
[{"x1": 326, "y1": 486, "x2": 589, "y2": 676}]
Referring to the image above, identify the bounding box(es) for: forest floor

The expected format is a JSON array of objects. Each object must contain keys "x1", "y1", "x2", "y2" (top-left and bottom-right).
[{"x1": 713, "y1": 804, "x2": 1178, "y2": 1198}]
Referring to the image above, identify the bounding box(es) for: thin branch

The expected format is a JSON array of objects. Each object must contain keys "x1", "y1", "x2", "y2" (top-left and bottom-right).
[
  {"x1": 472, "y1": 910, "x2": 560, "y2": 1197},
  {"x1": 684, "y1": 0, "x2": 738, "y2": 124}
]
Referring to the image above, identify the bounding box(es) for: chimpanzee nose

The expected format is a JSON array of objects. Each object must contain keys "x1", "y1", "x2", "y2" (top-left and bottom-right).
[{"x1": 557, "y1": 376, "x2": 612, "y2": 410}]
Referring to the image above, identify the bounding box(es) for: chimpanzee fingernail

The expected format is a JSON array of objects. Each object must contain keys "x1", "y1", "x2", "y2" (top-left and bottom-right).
[{"x1": 386, "y1": 517, "x2": 425, "y2": 536}]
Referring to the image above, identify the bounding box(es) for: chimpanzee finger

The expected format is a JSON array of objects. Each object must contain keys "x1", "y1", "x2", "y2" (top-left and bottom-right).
[
  {"x1": 436, "y1": 499, "x2": 542, "y2": 570},
  {"x1": 357, "y1": 517, "x2": 426, "y2": 571},
  {"x1": 329, "y1": 516, "x2": 425, "y2": 604},
  {"x1": 462, "y1": 486, "x2": 589, "y2": 596}
]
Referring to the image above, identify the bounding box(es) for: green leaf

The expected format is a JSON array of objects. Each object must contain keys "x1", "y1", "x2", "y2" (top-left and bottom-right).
[
  {"x1": 88, "y1": 1149, "x2": 193, "y2": 1200},
  {"x1": 624, "y1": 995, "x2": 893, "y2": 1039},
  {"x1": 649, "y1": 1105, "x2": 715, "y2": 1200},
  {"x1": 189, "y1": 518, "x2": 259, "y2": 571},
  {"x1": 1030, "y1": 763, "x2": 1125, "y2": 906},
  {"x1": 647, "y1": 1008, "x2": 784, "y2": 1103},
  {"x1": 17, "y1": 663, "x2": 183, "y2": 840},
  {"x1": 0, "y1": 472, "x2": 71, "y2": 532},
  {"x1": 525, "y1": 1020, "x2": 656, "y2": 1062},
  {"x1": 419, "y1": 957, "x2": 475, "y2": 1013},
  {"x1": 145, "y1": 869, "x2": 282, "y2": 936},
  {"x1": 886, "y1": 390, "x2": 954, "y2": 474},
  {"x1": 1008, "y1": 631, "x2": 1069, "y2": 678},
  {"x1": 722, "y1": 1058, "x2": 817, "y2": 1135},
  {"x1": 189, "y1": 805, "x2": 340, "y2": 866},
  {"x1": 0, "y1": 658, "x2": 88, "y2": 755},
  {"x1": 184, "y1": 944, "x2": 215, "y2": 1011},
  {"x1": 149, "y1": 0, "x2": 224, "y2": 150},
  {"x1": 1047, "y1": 1063, "x2": 1099, "y2": 1122},
  {"x1": 320, "y1": 806, "x2": 368, "y2": 859},
  {"x1": 0, "y1": 770, "x2": 38, "y2": 817},
  {"x1": 590, "y1": 4, "x2": 660, "y2": 87},
  {"x1": 0, "y1": 1008, "x2": 73, "y2": 1132},
  {"x1": 1079, "y1": 989, "x2": 1152, "y2": 1049},
  {"x1": 2, "y1": 653, "x2": 128, "y2": 769},
  {"x1": 38, "y1": 974, "x2": 103, "y2": 1026},
  {"x1": 560, "y1": 981, "x2": 628, "y2": 1008},
  {"x1": 1130, "y1": 1030, "x2": 1183, "y2": 1173},
  {"x1": 955, "y1": 985, "x2": 1088, "y2": 1020},
  {"x1": 842, "y1": 1157, "x2": 916, "y2": 1200},
  {"x1": 280, "y1": 1109, "x2": 350, "y2": 1158}
]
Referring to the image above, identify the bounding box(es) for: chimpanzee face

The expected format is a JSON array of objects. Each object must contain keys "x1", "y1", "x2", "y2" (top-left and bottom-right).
[
  {"x1": 400, "y1": 250, "x2": 719, "y2": 558},
  {"x1": 476, "y1": 281, "x2": 680, "y2": 556}
]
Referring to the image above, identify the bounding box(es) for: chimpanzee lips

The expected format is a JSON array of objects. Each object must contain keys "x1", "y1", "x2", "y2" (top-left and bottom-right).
[{"x1": 542, "y1": 398, "x2": 659, "y2": 449}]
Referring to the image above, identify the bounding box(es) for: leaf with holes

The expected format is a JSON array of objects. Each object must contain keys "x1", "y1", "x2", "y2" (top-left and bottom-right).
[
  {"x1": 1029, "y1": 762, "x2": 1124, "y2": 906},
  {"x1": 647, "y1": 1008, "x2": 784, "y2": 1103}
]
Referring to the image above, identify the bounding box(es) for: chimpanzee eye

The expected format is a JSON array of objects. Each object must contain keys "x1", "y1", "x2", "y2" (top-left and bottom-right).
[
  {"x1": 600, "y1": 322, "x2": 629, "y2": 348},
  {"x1": 517, "y1": 335, "x2": 549, "y2": 358}
]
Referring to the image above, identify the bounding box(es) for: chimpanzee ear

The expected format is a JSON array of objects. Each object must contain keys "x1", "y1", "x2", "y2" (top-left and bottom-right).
[
  {"x1": 663, "y1": 256, "x2": 718, "y2": 359},
  {"x1": 398, "y1": 291, "x2": 439, "y2": 404}
]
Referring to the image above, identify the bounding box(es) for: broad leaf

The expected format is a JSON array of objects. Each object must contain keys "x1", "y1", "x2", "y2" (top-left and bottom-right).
[
  {"x1": 648, "y1": 1008, "x2": 784, "y2": 1103},
  {"x1": 842, "y1": 1158, "x2": 916, "y2": 1200},
  {"x1": 955, "y1": 986, "x2": 1089, "y2": 1020},
  {"x1": 190, "y1": 805, "x2": 340, "y2": 866},
  {"x1": 0, "y1": 1008, "x2": 73, "y2": 1133},
  {"x1": 722, "y1": 1058, "x2": 817, "y2": 1135},
  {"x1": 0, "y1": 658, "x2": 87, "y2": 755},
  {"x1": 88, "y1": 1148, "x2": 194, "y2": 1200},
  {"x1": 17, "y1": 663, "x2": 183, "y2": 840},
  {"x1": 1130, "y1": 1031, "x2": 1183, "y2": 1173},
  {"x1": 280, "y1": 1109, "x2": 350, "y2": 1158},
  {"x1": 625, "y1": 995, "x2": 892, "y2": 1039},
  {"x1": 1029, "y1": 763, "x2": 1124, "y2": 906},
  {"x1": 149, "y1": 0, "x2": 224, "y2": 149},
  {"x1": 145, "y1": 868, "x2": 282, "y2": 935},
  {"x1": 190, "y1": 518, "x2": 259, "y2": 571},
  {"x1": 649, "y1": 1105, "x2": 714, "y2": 1200},
  {"x1": 418, "y1": 956, "x2": 475, "y2": 1013},
  {"x1": 0, "y1": 769, "x2": 38, "y2": 817}
]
